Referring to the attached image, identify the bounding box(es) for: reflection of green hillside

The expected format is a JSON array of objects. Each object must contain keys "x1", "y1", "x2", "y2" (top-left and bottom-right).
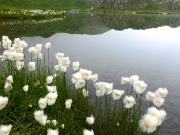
[
  {"x1": 1, "y1": 13, "x2": 180, "y2": 39},
  {"x1": 98, "y1": 13, "x2": 180, "y2": 30},
  {"x1": 0, "y1": 13, "x2": 109, "y2": 39}
]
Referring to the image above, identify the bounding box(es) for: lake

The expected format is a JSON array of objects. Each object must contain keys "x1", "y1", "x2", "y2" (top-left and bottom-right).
[{"x1": 0, "y1": 13, "x2": 180, "y2": 134}]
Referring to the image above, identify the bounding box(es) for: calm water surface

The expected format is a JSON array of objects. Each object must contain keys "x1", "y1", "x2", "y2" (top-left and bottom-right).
[{"x1": 0, "y1": 13, "x2": 180, "y2": 134}]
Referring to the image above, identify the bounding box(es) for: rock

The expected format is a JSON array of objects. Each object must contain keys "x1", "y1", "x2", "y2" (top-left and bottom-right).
[{"x1": 172, "y1": 0, "x2": 180, "y2": 9}]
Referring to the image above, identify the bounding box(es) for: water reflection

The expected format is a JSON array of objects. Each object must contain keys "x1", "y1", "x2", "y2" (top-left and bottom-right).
[
  {"x1": 1, "y1": 13, "x2": 180, "y2": 134},
  {"x1": 21, "y1": 26, "x2": 180, "y2": 135}
]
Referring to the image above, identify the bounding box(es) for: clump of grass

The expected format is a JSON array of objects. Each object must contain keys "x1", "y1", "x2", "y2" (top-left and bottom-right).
[{"x1": 0, "y1": 36, "x2": 168, "y2": 135}]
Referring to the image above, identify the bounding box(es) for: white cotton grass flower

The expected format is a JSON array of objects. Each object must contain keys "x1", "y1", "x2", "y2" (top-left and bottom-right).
[
  {"x1": 62, "y1": 57, "x2": 70, "y2": 67},
  {"x1": 121, "y1": 77, "x2": 129, "y2": 85},
  {"x1": 28, "y1": 62, "x2": 36, "y2": 71},
  {"x1": 35, "y1": 44, "x2": 42, "y2": 53},
  {"x1": 46, "y1": 120, "x2": 51, "y2": 124},
  {"x1": 54, "y1": 65, "x2": 60, "y2": 71},
  {"x1": 34, "y1": 110, "x2": 47, "y2": 126},
  {"x1": 28, "y1": 47, "x2": 36, "y2": 54},
  {"x1": 45, "y1": 42, "x2": 51, "y2": 49},
  {"x1": 52, "y1": 120, "x2": 57, "y2": 126},
  {"x1": 129, "y1": 75, "x2": 139, "y2": 85},
  {"x1": 79, "y1": 68, "x2": 92, "y2": 80},
  {"x1": 46, "y1": 85, "x2": 57, "y2": 93},
  {"x1": 82, "y1": 89, "x2": 89, "y2": 97},
  {"x1": 23, "y1": 85, "x2": 29, "y2": 92},
  {"x1": 104, "y1": 82, "x2": 113, "y2": 95},
  {"x1": 47, "y1": 128, "x2": 59, "y2": 135},
  {"x1": 90, "y1": 74, "x2": 98, "y2": 82},
  {"x1": 46, "y1": 75, "x2": 53, "y2": 84},
  {"x1": 0, "y1": 124, "x2": 12, "y2": 135},
  {"x1": 61, "y1": 65, "x2": 67, "y2": 72},
  {"x1": 83, "y1": 129, "x2": 94, "y2": 135},
  {"x1": 71, "y1": 72, "x2": 82, "y2": 84},
  {"x1": 0, "y1": 96, "x2": 8, "y2": 110},
  {"x1": 146, "y1": 91, "x2": 156, "y2": 101},
  {"x1": 139, "y1": 114, "x2": 159, "y2": 133},
  {"x1": 153, "y1": 96, "x2": 165, "y2": 107},
  {"x1": 4, "y1": 82, "x2": 12, "y2": 91},
  {"x1": 123, "y1": 95, "x2": 136, "y2": 108},
  {"x1": 75, "y1": 79, "x2": 86, "y2": 89},
  {"x1": 55, "y1": 53, "x2": 64, "y2": 60},
  {"x1": 147, "y1": 107, "x2": 167, "y2": 125},
  {"x1": 112, "y1": 89, "x2": 125, "y2": 100},
  {"x1": 61, "y1": 124, "x2": 65, "y2": 129},
  {"x1": 96, "y1": 89, "x2": 106, "y2": 97},
  {"x1": 6, "y1": 75, "x2": 13, "y2": 83},
  {"x1": 16, "y1": 61, "x2": 24, "y2": 70},
  {"x1": 72, "y1": 61, "x2": 80, "y2": 71},
  {"x1": 46, "y1": 92, "x2": 58, "y2": 106},
  {"x1": 86, "y1": 115, "x2": 95, "y2": 125},
  {"x1": 133, "y1": 80, "x2": 147, "y2": 94},
  {"x1": 38, "y1": 98, "x2": 47, "y2": 109},
  {"x1": 155, "y1": 88, "x2": 168, "y2": 98},
  {"x1": 65, "y1": 99, "x2": 72, "y2": 109}
]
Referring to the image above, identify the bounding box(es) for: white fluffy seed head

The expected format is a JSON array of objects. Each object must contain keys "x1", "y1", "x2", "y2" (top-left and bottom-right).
[
  {"x1": 112, "y1": 89, "x2": 124, "y2": 100},
  {"x1": 83, "y1": 129, "x2": 94, "y2": 135},
  {"x1": 123, "y1": 95, "x2": 136, "y2": 108},
  {"x1": 0, "y1": 96, "x2": 8, "y2": 110},
  {"x1": 47, "y1": 128, "x2": 59, "y2": 135},
  {"x1": 0, "y1": 124, "x2": 12, "y2": 135},
  {"x1": 139, "y1": 114, "x2": 159, "y2": 133},
  {"x1": 86, "y1": 115, "x2": 95, "y2": 125},
  {"x1": 155, "y1": 88, "x2": 168, "y2": 98},
  {"x1": 65, "y1": 99, "x2": 72, "y2": 109}
]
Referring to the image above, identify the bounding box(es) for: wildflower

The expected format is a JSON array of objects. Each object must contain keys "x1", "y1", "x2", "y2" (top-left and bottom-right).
[
  {"x1": 71, "y1": 72, "x2": 82, "y2": 84},
  {"x1": 121, "y1": 77, "x2": 129, "y2": 85},
  {"x1": 146, "y1": 91, "x2": 156, "y2": 101},
  {"x1": 16, "y1": 61, "x2": 24, "y2": 70},
  {"x1": 147, "y1": 107, "x2": 167, "y2": 125},
  {"x1": 79, "y1": 68, "x2": 92, "y2": 80},
  {"x1": 14, "y1": 38, "x2": 20, "y2": 45},
  {"x1": 112, "y1": 89, "x2": 125, "y2": 100},
  {"x1": 46, "y1": 92, "x2": 58, "y2": 105},
  {"x1": 139, "y1": 114, "x2": 159, "y2": 133},
  {"x1": 28, "y1": 47, "x2": 36, "y2": 53},
  {"x1": 75, "y1": 79, "x2": 86, "y2": 89},
  {"x1": 52, "y1": 120, "x2": 57, "y2": 126},
  {"x1": 72, "y1": 61, "x2": 80, "y2": 71},
  {"x1": 123, "y1": 95, "x2": 136, "y2": 108},
  {"x1": 45, "y1": 42, "x2": 51, "y2": 49},
  {"x1": 61, "y1": 124, "x2": 65, "y2": 129},
  {"x1": 29, "y1": 104, "x2": 33, "y2": 108},
  {"x1": 6, "y1": 75, "x2": 13, "y2": 83},
  {"x1": 62, "y1": 57, "x2": 70, "y2": 67},
  {"x1": 86, "y1": 115, "x2": 95, "y2": 125},
  {"x1": 35, "y1": 44, "x2": 42, "y2": 53},
  {"x1": 83, "y1": 129, "x2": 94, "y2": 135},
  {"x1": 104, "y1": 82, "x2": 113, "y2": 95},
  {"x1": 47, "y1": 120, "x2": 51, "y2": 124},
  {"x1": 129, "y1": 75, "x2": 139, "y2": 85},
  {"x1": 133, "y1": 80, "x2": 147, "y2": 94},
  {"x1": 61, "y1": 65, "x2": 67, "y2": 72},
  {"x1": 54, "y1": 65, "x2": 60, "y2": 71},
  {"x1": 96, "y1": 89, "x2": 106, "y2": 97},
  {"x1": 34, "y1": 110, "x2": 47, "y2": 126},
  {"x1": 22, "y1": 85, "x2": 29, "y2": 92},
  {"x1": 0, "y1": 124, "x2": 12, "y2": 135},
  {"x1": 117, "y1": 123, "x2": 120, "y2": 126},
  {"x1": 19, "y1": 40, "x2": 27, "y2": 48},
  {"x1": 46, "y1": 75, "x2": 53, "y2": 84},
  {"x1": 55, "y1": 53, "x2": 64, "y2": 60},
  {"x1": 90, "y1": 74, "x2": 98, "y2": 82},
  {"x1": 46, "y1": 85, "x2": 57, "y2": 93},
  {"x1": 65, "y1": 99, "x2": 72, "y2": 109},
  {"x1": 155, "y1": 88, "x2": 168, "y2": 98},
  {"x1": 4, "y1": 82, "x2": 12, "y2": 91},
  {"x1": 0, "y1": 96, "x2": 8, "y2": 110},
  {"x1": 153, "y1": 96, "x2": 165, "y2": 107},
  {"x1": 82, "y1": 89, "x2": 89, "y2": 97},
  {"x1": 47, "y1": 128, "x2": 58, "y2": 135},
  {"x1": 38, "y1": 98, "x2": 47, "y2": 109},
  {"x1": 37, "y1": 53, "x2": 42, "y2": 59},
  {"x1": 28, "y1": 62, "x2": 36, "y2": 71}
]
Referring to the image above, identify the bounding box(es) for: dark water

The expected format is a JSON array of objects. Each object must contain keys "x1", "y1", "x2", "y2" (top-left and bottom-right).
[{"x1": 0, "y1": 13, "x2": 180, "y2": 134}]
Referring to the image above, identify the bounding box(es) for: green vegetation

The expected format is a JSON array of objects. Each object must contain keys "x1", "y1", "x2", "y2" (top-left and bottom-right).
[
  {"x1": 0, "y1": 0, "x2": 88, "y2": 10},
  {"x1": 0, "y1": 36, "x2": 168, "y2": 135}
]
